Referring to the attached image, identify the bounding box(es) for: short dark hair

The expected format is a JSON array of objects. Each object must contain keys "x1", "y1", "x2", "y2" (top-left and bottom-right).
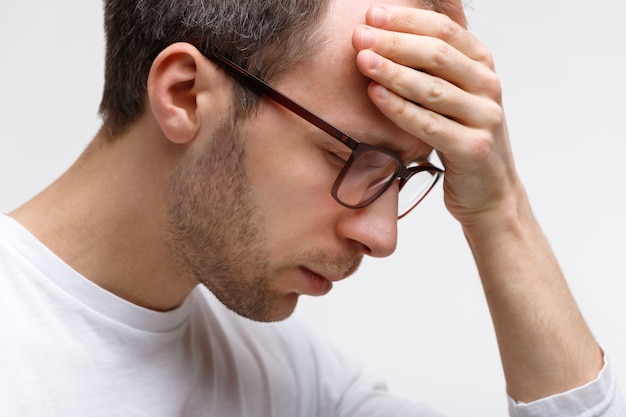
[
  {"x1": 98, "y1": 0, "x2": 464, "y2": 138},
  {"x1": 99, "y1": 0, "x2": 330, "y2": 138}
]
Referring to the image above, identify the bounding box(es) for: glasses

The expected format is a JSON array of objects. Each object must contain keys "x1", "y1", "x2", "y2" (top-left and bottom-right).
[{"x1": 210, "y1": 53, "x2": 443, "y2": 219}]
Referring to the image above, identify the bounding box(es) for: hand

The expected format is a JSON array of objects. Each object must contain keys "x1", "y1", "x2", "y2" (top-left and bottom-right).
[
  {"x1": 352, "y1": 5, "x2": 521, "y2": 227},
  {"x1": 351, "y1": 8, "x2": 608, "y2": 403}
]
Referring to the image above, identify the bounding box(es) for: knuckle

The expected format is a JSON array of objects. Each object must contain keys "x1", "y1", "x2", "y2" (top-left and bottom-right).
[
  {"x1": 431, "y1": 40, "x2": 452, "y2": 68},
  {"x1": 388, "y1": 32, "x2": 403, "y2": 56},
  {"x1": 468, "y1": 131, "x2": 494, "y2": 161},
  {"x1": 475, "y1": 45, "x2": 495, "y2": 69},
  {"x1": 437, "y1": 14, "x2": 460, "y2": 41},
  {"x1": 425, "y1": 77, "x2": 445, "y2": 103},
  {"x1": 482, "y1": 71, "x2": 503, "y2": 101},
  {"x1": 485, "y1": 102, "x2": 505, "y2": 127},
  {"x1": 393, "y1": 96, "x2": 411, "y2": 119},
  {"x1": 420, "y1": 111, "x2": 444, "y2": 136},
  {"x1": 385, "y1": 61, "x2": 404, "y2": 91}
]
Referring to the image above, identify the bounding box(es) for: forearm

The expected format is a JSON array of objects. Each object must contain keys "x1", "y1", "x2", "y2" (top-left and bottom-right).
[
  {"x1": 462, "y1": 182, "x2": 603, "y2": 403},
  {"x1": 351, "y1": 5, "x2": 606, "y2": 404}
]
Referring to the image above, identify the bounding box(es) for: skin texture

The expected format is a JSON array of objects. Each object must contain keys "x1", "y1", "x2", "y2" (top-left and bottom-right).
[
  {"x1": 351, "y1": 3, "x2": 603, "y2": 403},
  {"x1": 10, "y1": 0, "x2": 604, "y2": 407}
]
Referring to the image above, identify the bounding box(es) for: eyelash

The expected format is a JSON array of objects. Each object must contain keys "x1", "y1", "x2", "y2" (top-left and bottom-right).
[
  {"x1": 315, "y1": 136, "x2": 350, "y2": 167},
  {"x1": 325, "y1": 145, "x2": 351, "y2": 167}
]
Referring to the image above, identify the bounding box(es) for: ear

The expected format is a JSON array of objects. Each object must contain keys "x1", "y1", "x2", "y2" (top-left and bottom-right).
[{"x1": 147, "y1": 42, "x2": 229, "y2": 144}]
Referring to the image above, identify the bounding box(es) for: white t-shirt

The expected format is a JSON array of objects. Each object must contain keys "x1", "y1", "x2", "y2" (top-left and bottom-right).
[{"x1": 0, "y1": 214, "x2": 622, "y2": 416}]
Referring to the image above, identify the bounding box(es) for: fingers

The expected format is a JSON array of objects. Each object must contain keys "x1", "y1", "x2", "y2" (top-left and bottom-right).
[
  {"x1": 356, "y1": 49, "x2": 501, "y2": 129},
  {"x1": 365, "y1": 80, "x2": 482, "y2": 159},
  {"x1": 351, "y1": 5, "x2": 505, "y2": 158},
  {"x1": 354, "y1": 27, "x2": 482, "y2": 94},
  {"x1": 352, "y1": 5, "x2": 499, "y2": 105},
  {"x1": 360, "y1": 5, "x2": 493, "y2": 68},
  {"x1": 354, "y1": 27, "x2": 499, "y2": 101},
  {"x1": 350, "y1": 4, "x2": 518, "y2": 220}
]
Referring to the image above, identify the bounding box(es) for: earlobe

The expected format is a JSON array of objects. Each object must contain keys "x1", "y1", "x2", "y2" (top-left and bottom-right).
[{"x1": 147, "y1": 42, "x2": 224, "y2": 145}]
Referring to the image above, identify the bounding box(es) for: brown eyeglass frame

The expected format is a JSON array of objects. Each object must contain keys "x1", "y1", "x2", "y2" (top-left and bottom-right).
[{"x1": 209, "y1": 53, "x2": 443, "y2": 218}]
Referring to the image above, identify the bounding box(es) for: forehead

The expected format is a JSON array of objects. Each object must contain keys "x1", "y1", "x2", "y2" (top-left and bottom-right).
[{"x1": 271, "y1": 0, "x2": 433, "y2": 161}]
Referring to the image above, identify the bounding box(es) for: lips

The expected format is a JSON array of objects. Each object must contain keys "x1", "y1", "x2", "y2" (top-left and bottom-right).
[{"x1": 300, "y1": 267, "x2": 334, "y2": 296}]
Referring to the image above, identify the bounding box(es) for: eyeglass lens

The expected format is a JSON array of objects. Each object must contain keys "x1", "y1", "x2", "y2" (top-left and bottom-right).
[
  {"x1": 397, "y1": 169, "x2": 439, "y2": 217},
  {"x1": 334, "y1": 150, "x2": 439, "y2": 217},
  {"x1": 335, "y1": 150, "x2": 398, "y2": 208}
]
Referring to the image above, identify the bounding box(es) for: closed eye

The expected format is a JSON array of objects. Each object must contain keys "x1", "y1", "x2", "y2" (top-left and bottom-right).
[{"x1": 324, "y1": 141, "x2": 351, "y2": 165}]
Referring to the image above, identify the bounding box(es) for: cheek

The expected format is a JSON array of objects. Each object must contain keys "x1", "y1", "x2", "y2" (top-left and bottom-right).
[
  {"x1": 242, "y1": 106, "x2": 338, "y2": 209},
  {"x1": 246, "y1": 145, "x2": 336, "y2": 225},
  {"x1": 247, "y1": 159, "x2": 336, "y2": 266},
  {"x1": 240, "y1": 120, "x2": 341, "y2": 247}
]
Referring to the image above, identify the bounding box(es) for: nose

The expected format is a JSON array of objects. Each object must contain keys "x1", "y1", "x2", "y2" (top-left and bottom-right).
[{"x1": 337, "y1": 184, "x2": 398, "y2": 258}]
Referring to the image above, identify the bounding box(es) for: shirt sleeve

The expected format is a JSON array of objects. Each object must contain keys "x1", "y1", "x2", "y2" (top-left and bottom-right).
[{"x1": 507, "y1": 353, "x2": 626, "y2": 417}]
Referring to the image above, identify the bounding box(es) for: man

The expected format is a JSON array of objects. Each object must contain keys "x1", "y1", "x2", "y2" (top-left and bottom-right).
[{"x1": 0, "y1": 0, "x2": 623, "y2": 416}]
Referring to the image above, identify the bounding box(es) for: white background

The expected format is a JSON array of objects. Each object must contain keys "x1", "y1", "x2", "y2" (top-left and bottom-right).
[{"x1": 1, "y1": 1, "x2": 624, "y2": 416}]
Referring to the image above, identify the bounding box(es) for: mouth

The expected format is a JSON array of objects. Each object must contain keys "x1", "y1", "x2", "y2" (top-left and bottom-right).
[{"x1": 299, "y1": 267, "x2": 334, "y2": 297}]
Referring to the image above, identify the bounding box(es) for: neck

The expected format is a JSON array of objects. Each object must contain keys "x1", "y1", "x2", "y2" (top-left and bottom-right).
[{"x1": 10, "y1": 124, "x2": 195, "y2": 311}]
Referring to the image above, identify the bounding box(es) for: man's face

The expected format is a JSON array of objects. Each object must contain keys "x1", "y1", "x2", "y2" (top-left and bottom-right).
[
  {"x1": 166, "y1": 0, "x2": 433, "y2": 322},
  {"x1": 164, "y1": 115, "x2": 364, "y2": 322}
]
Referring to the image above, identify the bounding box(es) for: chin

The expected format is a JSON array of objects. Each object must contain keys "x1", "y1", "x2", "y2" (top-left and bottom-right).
[{"x1": 216, "y1": 289, "x2": 300, "y2": 323}]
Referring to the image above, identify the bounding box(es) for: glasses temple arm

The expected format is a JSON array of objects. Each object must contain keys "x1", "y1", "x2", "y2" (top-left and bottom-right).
[{"x1": 210, "y1": 54, "x2": 358, "y2": 150}]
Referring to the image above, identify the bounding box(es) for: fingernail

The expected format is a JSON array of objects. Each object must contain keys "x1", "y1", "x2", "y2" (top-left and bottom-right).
[
  {"x1": 370, "y1": 6, "x2": 390, "y2": 27},
  {"x1": 374, "y1": 83, "x2": 389, "y2": 99},
  {"x1": 359, "y1": 26, "x2": 376, "y2": 49},
  {"x1": 367, "y1": 50, "x2": 382, "y2": 69}
]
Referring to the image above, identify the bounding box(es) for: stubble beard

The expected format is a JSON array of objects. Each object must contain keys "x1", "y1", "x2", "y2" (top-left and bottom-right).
[
  {"x1": 164, "y1": 119, "x2": 288, "y2": 322},
  {"x1": 164, "y1": 117, "x2": 365, "y2": 322}
]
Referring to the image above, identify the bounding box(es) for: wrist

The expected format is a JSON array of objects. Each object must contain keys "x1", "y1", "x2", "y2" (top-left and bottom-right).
[{"x1": 458, "y1": 180, "x2": 535, "y2": 243}]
